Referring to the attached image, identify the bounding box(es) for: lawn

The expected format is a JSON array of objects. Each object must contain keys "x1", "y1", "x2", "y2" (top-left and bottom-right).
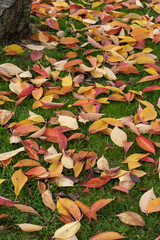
[{"x1": 0, "y1": 0, "x2": 160, "y2": 239}]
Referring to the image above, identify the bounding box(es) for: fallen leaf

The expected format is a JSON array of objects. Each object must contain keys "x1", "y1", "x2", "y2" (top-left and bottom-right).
[
  {"x1": 88, "y1": 198, "x2": 114, "y2": 220},
  {"x1": 136, "y1": 135, "x2": 155, "y2": 154},
  {"x1": 89, "y1": 231, "x2": 127, "y2": 240},
  {"x1": 17, "y1": 223, "x2": 44, "y2": 232},
  {"x1": 0, "y1": 196, "x2": 19, "y2": 207},
  {"x1": 58, "y1": 115, "x2": 78, "y2": 130},
  {"x1": 147, "y1": 197, "x2": 160, "y2": 213},
  {"x1": 139, "y1": 188, "x2": 156, "y2": 213},
  {"x1": 12, "y1": 169, "x2": 28, "y2": 196},
  {"x1": 111, "y1": 126, "x2": 127, "y2": 147},
  {"x1": 42, "y1": 189, "x2": 56, "y2": 211},
  {"x1": 14, "y1": 204, "x2": 40, "y2": 216},
  {"x1": 0, "y1": 147, "x2": 25, "y2": 161},
  {"x1": 53, "y1": 221, "x2": 81, "y2": 239},
  {"x1": 97, "y1": 155, "x2": 109, "y2": 171},
  {"x1": 116, "y1": 211, "x2": 145, "y2": 226},
  {"x1": 58, "y1": 197, "x2": 82, "y2": 221}
]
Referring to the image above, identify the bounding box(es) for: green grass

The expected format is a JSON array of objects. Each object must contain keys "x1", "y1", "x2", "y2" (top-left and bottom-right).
[{"x1": 0, "y1": 0, "x2": 160, "y2": 239}]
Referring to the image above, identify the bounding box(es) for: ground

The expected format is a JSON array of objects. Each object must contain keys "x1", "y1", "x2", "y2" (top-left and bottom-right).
[{"x1": 0, "y1": 0, "x2": 160, "y2": 240}]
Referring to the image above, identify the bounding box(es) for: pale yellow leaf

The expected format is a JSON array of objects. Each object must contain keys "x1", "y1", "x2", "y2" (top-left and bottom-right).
[
  {"x1": 42, "y1": 189, "x2": 56, "y2": 211},
  {"x1": 97, "y1": 155, "x2": 109, "y2": 171},
  {"x1": 0, "y1": 147, "x2": 25, "y2": 162},
  {"x1": 0, "y1": 63, "x2": 23, "y2": 75},
  {"x1": 110, "y1": 126, "x2": 127, "y2": 147},
  {"x1": 139, "y1": 188, "x2": 156, "y2": 213},
  {"x1": 17, "y1": 223, "x2": 44, "y2": 232},
  {"x1": 53, "y1": 221, "x2": 81, "y2": 239},
  {"x1": 58, "y1": 115, "x2": 78, "y2": 130}
]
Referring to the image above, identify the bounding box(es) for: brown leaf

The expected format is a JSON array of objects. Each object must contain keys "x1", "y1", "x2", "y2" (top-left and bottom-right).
[
  {"x1": 116, "y1": 211, "x2": 145, "y2": 226},
  {"x1": 14, "y1": 204, "x2": 40, "y2": 216}
]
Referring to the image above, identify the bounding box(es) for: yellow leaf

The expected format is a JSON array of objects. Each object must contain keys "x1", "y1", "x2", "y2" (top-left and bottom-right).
[
  {"x1": 135, "y1": 56, "x2": 155, "y2": 64},
  {"x1": 73, "y1": 161, "x2": 84, "y2": 177},
  {"x1": 62, "y1": 76, "x2": 72, "y2": 87},
  {"x1": 4, "y1": 44, "x2": 24, "y2": 54},
  {"x1": 102, "y1": 118, "x2": 124, "y2": 127},
  {"x1": 89, "y1": 120, "x2": 108, "y2": 133},
  {"x1": 0, "y1": 179, "x2": 6, "y2": 184},
  {"x1": 153, "y1": 5, "x2": 160, "y2": 14},
  {"x1": 28, "y1": 115, "x2": 45, "y2": 123},
  {"x1": 147, "y1": 197, "x2": 160, "y2": 213},
  {"x1": 144, "y1": 68, "x2": 158, "y2": 75},
  {"x1": 140, "y1": 107, "x2": 157, "y2": 121},
  {"x1": 12, "y1": 169, "x2": 28, "y2": 196},
  {"x1": 123, "y1": 153, "x2": 148, "y2": 163},
  {"x1": 92, "y1": 1, "x2": 103, "y2": 8}
]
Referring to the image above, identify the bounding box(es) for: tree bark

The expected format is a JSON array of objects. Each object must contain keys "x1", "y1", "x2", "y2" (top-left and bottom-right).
[{"x1": 0, "y1": 0, "x2": 32, "y2": 42}]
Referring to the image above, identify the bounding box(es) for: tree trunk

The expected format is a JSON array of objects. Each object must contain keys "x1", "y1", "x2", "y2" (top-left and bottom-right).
[{"x1": 0, "y1": 0, "x2": 32, "y2": 42}]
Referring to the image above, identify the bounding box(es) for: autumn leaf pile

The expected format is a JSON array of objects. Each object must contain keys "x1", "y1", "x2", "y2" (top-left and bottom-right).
[{"x1": 0, "y1": 0, "x2": 160, "y2": 239}]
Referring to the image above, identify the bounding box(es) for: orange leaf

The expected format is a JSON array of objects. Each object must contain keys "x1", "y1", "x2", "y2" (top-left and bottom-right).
[
  {"x1": 89, "y1": 231, "x2": 127, "y2": 240},
  {"x1": 136, "y1": 135, "x2": 155, "y2": 154},
  {"x1": 64, "y1": 59, "x2": 83, "y2": 69},
  {"x1": 88, "y1": 198, "x2": 114, "y2": 220},
  {"x1": 75, "y1": 200, "x2": 97, "y2": 220},
  {"x1": 131, "y1": 27, "x2": 151, "y2": 41},
  {"x1": 25, "y1": 166, "x2": 46, "y2": 177},
  {"x1": 60, "y1": 37, "x2": 79, "y2": 45},
  {"x1": 138, "y1": 75, "x2": 160, "y2": 83},
  {"x1": 147, "y1": 197, "x2": 160, "y2": 213},
  {"x1": 58, "y1": 197, "x2": 82, "y2": 221},
  {"x1": 81, "y1": 176, "x2": 111, "y2": 189}
]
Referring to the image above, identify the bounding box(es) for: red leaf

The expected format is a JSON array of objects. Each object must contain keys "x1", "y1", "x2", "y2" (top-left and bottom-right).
[
  {"x1": 136, "y1": 135, "x2": 155, "y2": 154},
  {"x1": 40, "y1": 100, "x2": 65, "y2": 109},
  {"x1": 46, "y1": 18, "x2": 60, "y2": 30},
  {"x1": 142, "y1": 85, "x2": 160, "y2": 93},
  {"x1": 16, "y1": 84, "x2": 34, "y2": 99},
  {"x1": 25, "y1": 145, "x2": 39, "y2": 161},
  {"x1": 31, "y1": 65, "x2": 49, "y2": 78},
  {"x1": 140, "y1": 157, "x2": 155, "y2": 163},
  {"x1": 81, "y1": 176, "x2": 111, "y2": 188},
  {"x1": 44, "y1": 128, "x2": 67, "y2": 151},
  {"x1": 30, "y1": 51, "x2": 43, "y2": 61},
  {"x1": 111, "y1": 186, "x2": 129, "y2": 194},
  {"x1": 0, "y1": 196, "x2": 19, "y2": 207},
  {"x1": 57, "y1": 130, "x2": 67, "y2": 151}
]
